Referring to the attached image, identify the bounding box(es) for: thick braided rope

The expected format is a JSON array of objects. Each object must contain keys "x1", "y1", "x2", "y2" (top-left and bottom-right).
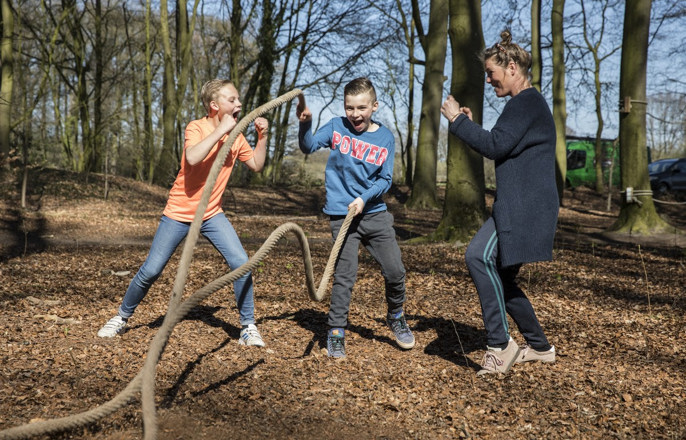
[
  {"x1": 0, "y1": 89, "x2": 355, "y2": 440},
  {"x1": 0, "y1": 215, "x2": 353, "y2": 440},
  {"x1": 140, "y1": 88, "x2": 305, "y2": 439}
]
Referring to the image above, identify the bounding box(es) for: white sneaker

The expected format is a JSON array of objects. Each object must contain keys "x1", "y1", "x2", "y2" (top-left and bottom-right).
[
  {"x1": 97, "y1": 315, "x2": 127, "y2": 338},
  {"x1": 238, "y1": 324, "x2": 265, "y2": 347}
]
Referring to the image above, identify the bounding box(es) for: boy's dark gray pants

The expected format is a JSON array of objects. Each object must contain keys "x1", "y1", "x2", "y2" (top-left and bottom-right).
[{"x1": 328, "y1": 210, "x2": 406, "y2": 328}]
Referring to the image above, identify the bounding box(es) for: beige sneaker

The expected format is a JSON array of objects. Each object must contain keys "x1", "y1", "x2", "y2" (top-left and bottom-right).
[
  {"x1": 516, "y1": 344, "x2": 556, "y2": 363},
  {"x1": 476, "y1": 339, "x2": 520, "y2": 376}
]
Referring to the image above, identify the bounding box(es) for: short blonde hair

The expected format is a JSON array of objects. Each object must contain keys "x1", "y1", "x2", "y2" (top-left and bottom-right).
[{"x1": 200, "y1": 79, "x2": 234, "y2": 113}]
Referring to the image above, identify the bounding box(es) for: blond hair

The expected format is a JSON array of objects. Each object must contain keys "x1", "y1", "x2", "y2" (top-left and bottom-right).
[
  {"x1": 200, "y1": 79, "x2": 234, "y2": 113},
  {"x1": 482, "y1": 30, "x2": 532, "y2": 77}
]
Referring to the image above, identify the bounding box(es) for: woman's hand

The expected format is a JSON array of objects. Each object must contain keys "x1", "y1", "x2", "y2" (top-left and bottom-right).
[{"x1": 441, "y1": 95, "x2": 472, "y2": 122}]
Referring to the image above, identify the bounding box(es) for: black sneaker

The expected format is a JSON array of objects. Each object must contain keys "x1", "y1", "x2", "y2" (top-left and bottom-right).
[
  {"x1": 386, "y1": 311, "x2": 416, "y2": 349},
  {"x1": 327, "y1": 328, "x2": 346, "y2": 358}
]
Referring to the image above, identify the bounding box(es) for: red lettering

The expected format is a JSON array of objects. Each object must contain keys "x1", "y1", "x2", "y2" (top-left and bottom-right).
[
  {"x1": 332, "y1": 131, "x2": 342, "y2": 150},
  {"x1": 366, "y1": 145, "x2": 380, "y2": 164},
  {"x1": 340, "y1": 136, "x2": 351, "y2": 154},
  {"x1": 375, "y1": 148, "x2": 388, "y2": 165},
  {"x1": 351, "y1": 140, "x2": 370, "y2": 160}
]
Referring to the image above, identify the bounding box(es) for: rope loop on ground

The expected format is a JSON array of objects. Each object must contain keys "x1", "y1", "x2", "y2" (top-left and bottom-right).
[{"x1": 0, "y1": 89, "x2": 355, "y2": 440}]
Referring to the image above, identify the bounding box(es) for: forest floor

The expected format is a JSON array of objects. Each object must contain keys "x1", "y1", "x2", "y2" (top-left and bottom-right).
[{"x1": 0, "y1": 167, "x2": 684, "y2": 440}]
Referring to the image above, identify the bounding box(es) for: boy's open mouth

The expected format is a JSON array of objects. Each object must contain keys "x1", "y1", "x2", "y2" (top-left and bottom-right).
[{"x1": 232, "y1": 109, "x2": 241, "y2": 121}]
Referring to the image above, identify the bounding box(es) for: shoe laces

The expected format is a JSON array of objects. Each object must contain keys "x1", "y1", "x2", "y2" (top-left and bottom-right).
[
  {"x1": 389, "y1": 316, "x2": 410, "y2": 334},
  {"x1": 104, "y1": 316, "x2": 124, "y2": 329},
  {"x1": 243, "y1": 327, "x2": 260, "y2": 339},
  {"x1": 481, "y1": 351, "x2": 504, "y2": 371},
  {"x1": 329, "y1": 335, "x2": 344, "y2": 352}
]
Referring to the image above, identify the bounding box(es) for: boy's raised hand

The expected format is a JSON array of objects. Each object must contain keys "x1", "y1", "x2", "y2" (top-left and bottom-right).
[
  {"x1": 254, "y1": 117, "x2": 269, "y2": 138},
  {"x1": 296, "y1": 94, "x2": 312, "y2": 122}
]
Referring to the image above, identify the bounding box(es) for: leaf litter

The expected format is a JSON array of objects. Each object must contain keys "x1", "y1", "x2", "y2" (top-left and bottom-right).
[{"x1": 0, "y1": 170, "x2": 684, "y2": 439}]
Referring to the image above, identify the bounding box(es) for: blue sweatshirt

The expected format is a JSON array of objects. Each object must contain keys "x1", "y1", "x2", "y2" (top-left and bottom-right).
[{"x1": 299, "y1": 117, "x2": 395, "y2": 216}]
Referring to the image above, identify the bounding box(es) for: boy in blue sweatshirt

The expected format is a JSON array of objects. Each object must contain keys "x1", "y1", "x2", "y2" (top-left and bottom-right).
[{"x1": 297, "y1": 77, "x2": 415, "y2": 358}]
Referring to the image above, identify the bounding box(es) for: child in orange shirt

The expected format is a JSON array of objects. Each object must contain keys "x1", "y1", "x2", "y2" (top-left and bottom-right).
[{"x1": 97, "y1": 79, "x2": 268, "y2": 347}]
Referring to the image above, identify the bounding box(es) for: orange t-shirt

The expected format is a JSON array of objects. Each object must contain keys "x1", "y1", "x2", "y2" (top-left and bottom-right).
[{"x1": 163, "y1": 117, "x2": 254, "y2": 222}]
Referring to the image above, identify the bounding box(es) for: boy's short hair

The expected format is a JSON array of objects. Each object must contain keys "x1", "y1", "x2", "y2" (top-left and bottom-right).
[
  {"x1": 343, "y1": 77, "x2": 377, "y2": 102},
  {"x1": 200, "y1": 79, "x2": 234, "y2": 113}
]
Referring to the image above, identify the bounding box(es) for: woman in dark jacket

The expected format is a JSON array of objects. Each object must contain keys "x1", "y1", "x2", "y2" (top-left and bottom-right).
[{"x1": 441, "y1": 30, "x2": 558, "y2": 376}]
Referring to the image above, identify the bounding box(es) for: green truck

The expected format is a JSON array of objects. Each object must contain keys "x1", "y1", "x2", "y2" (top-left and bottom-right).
[{"x1": 565, "y1": 136, "x2": 620, "y2": 188}]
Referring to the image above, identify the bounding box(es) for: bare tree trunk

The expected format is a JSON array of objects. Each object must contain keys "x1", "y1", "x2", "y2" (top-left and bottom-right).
[
  {"x1": 404, "y1": 10, "x2": 417, "y2": 187},
  {"x1": 0, "y1": 0, "x2": 13, "y2": 170},
  {"x1": 609, "y1": 0, "x2": 670, "y2": 234},
  {"x1": 579, "y1": 0, "x2": 622, "y2": 194},
  {"x1": 552, "y1": 0, "x2": 567, "y2": 205},
  {"x1": 157, "y1": 0, "x2": 198, "y2": 185},
  {"x1": 93, "y1": 0, "x2": 105, "y2": 178},
  {"x1": 63, "y1": 0, "x2": 94, "y2": 174},
  {"x1": 144, "y1": 0, "x2": 155, "y2": 182},
  {"x1": 244, "y1": 0, "x2": 276, "y2": 183},
  {"x1": 407, "y1": 0, "x2": 448, "y2": 210},
  {"x1": 268, "y1": 0, "x2": 311, "y2": 185},
  {"x1": 122, "y1": 3, "x2": 143, "y2": 180},
  {"x1": 432, "y1": 0, "x2": 486, "y2": 242},
  {"x1": 531, "y1": 0, "x2": 542, "y2": 91},
  {"x1": 404, "y1": 44, "x2": 416, "y2": 187}
]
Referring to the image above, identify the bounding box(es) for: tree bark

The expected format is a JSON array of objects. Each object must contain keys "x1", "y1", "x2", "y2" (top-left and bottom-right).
[
  {"x1": 432, "y1": 0, "x2": 486, "y2": 242},
  {"x1": 93, "y1": 0, "x2": 104, "y2": 176},
  {"x1": 0, "y1": 0, "x2": 13, "y2": 170},
  {"x1": 407, "y1": 0, "x2": 448, "y2": 210},
  {"x1": 609, "y1": 0, "x2": 671, "y2": 234},
  {"x1": 63, "y1": 0, "x2": 94, "y2": 174},
  {"x1": 531, "y1": 0, "x2": 542, "y2": 91},
  {"x1": 552, "y1": 0, "x2": 567, "y2": 205}
]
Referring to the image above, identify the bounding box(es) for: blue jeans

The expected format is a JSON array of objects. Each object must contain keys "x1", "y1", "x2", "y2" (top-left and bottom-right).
[{"x1": 118, "y1": 214, "x2": 255, "y2": 325}]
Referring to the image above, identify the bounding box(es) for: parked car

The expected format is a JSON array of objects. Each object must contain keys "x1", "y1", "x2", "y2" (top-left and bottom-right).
[
  {"x1": 648, "y1": 158, "x2": 678, "y2": 175},
  {"x1": 649, "y1": 158, "x2": 686, "y2": 195}
]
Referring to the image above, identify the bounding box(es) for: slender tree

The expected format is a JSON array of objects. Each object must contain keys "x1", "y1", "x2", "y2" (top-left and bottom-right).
[
  {"x1": 407, "y1": 0, "x2": 448, "y2": 209},
  {"x1": 432, "y1": 0, "x2": 486, "y2": 242},
  {"x1": 0, "y1": 0, "x2": 13, "y2": 170},
  {"x1": 61, "y1": 0, "x2": 94, "y2": 173},
  {"x1": 551, "y1": 0, "x2": 567, "y2": 204},
  {"x1": 531, "y1": 0, "x2": 542, "y2": 91},
  {"x1": 578, "y1": 0, "x2": 622, "y2": 193},
  {"x1": 609, "y1": 0, "x2": 671, "y2": 234},
  {"x1": 265, "y1": 0, "x2": 312, "y2": 184},
  {"x1": 157, "y1": 0, "x2": 200, "y2": 185},
  {"x1": 92, "y1": 0, "x2": 104, "y2": 176},
  {"x1": 390, "y1": 0, "x2": 419, "y2": 186}
]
